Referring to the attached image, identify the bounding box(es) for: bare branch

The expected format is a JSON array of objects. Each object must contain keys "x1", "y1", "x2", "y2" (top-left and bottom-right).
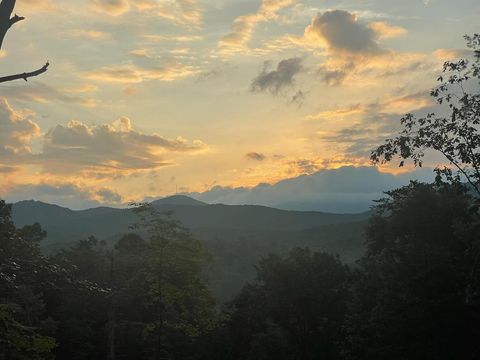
[
  {"x1": 0, "y1": 1, "x2": 49, "y2": 83},
  {"x1": 0, "y1": 0, "x2": 24, "y2": 50},
  {"x1": 10, "y1": 13, "x2": 24, "y2": 25},
  {"x1": 0, "y1": 62, "x2": 49, "y2": 84}
]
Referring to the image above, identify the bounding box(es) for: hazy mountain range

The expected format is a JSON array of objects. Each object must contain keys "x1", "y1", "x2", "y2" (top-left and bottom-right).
[
  {"x1": 5, "y1": 166, "x2": 435, "y2": 213},
  {"x1": 12, "y1": 195, "x2": 369, "y2": 250},
  {"x1": 12, "y1": 195, "x2": 370, "y2": 300}
]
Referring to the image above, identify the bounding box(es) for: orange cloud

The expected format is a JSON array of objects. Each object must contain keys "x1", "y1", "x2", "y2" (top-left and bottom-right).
[
  {"x1": 218, "y1": 0, "x2": 296, "y2": 54},
  {"x1": 86, "y1": 63, "x2": 199, "y2": 83},
  {"x1": 0, "y1": 98, "x2": 40, "y2": 158},
  {"x1": 0, "y1": 100, "x2": 209, "y2": 183},
  {"x1": 91, "y1": 0, "x2": 203, "y2": 26},
  {"x1": 17, "y1": 0, "x2": 59, "y2": 13},
  {"x1": 40, "y1": 117, "x2": 208, "y2": 175},
  {"x1": 369, "y1": 22, "x2": 407, "y2": 39},
  {"x1": 67, "y1": 29, "x2": 111, "y2": 40}
]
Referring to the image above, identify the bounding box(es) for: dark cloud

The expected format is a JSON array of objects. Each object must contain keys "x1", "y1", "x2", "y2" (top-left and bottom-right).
[
  {"x1": 317, "y1": 62, "x2": 355, "y2": 86},
  {"x1": 251, "y1": 57, "x2": 303, "y2": 94},
  {"x1": 290, "y1": 90, "x2": 306, "y2": 106},
  {"x1": 91, "y1": 0, "x2": 129, "y2": 15},
  {"x1": 307, "y1": 10, "x2": 382, "y2": 55},
  {"x1": 246, "y1": 152, "x2": 266, "y2": 161},
  {"x1": 0, "y1": 166, "x2": 18, "y2": 173},
  {"x1": 184, "y1": 166, "x2": 435, "y2": 213},
  {"x1": 5, "y1": 182, "x2": 124, "y2": 209},
  {"x1": 97, "y1": 188, "x2": 123, "y2": 203},
  {"x1": 292, "y1": 159, "x2": 318, "y2": 175}
]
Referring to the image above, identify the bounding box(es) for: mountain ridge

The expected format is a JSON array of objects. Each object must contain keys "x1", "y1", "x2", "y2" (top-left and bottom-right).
[
  {"x1": 11, "y1": 196, "x2": 369, "y2": 301},
  {"x1": 11, "y1": 196, "x2": 370, "y2": 251}
]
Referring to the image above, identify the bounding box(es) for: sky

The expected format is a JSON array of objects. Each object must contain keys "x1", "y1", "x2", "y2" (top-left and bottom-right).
[{"x1": 0, "y1": 0, "x2": 478, "y2": 211}]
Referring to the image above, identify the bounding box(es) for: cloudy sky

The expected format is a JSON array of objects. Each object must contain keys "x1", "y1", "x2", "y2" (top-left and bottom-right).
[{"x1": 0, "y1": 0, "x2": 477, "y2": 210}]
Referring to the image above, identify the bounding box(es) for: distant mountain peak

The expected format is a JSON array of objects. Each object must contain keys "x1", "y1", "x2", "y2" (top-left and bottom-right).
[
  {"x1": 14, "y1": 200, "x2": 71, "y2": 211},
  {"x1": 151, "y1": 195, "x2": 207, "y2": 207}
]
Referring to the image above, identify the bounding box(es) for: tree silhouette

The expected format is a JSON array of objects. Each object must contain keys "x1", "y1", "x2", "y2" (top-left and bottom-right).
[
  {"x1": 371, "y1": 34, "x2": 480, "y2": 196},
  {"x1": 0, "y1": 0, "x2": 48, "y2": 84}
]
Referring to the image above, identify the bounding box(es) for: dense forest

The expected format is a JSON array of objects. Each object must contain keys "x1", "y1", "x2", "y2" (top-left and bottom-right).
[
  {"x1": 0, "y1": 2, "x2": 479, "y2": 358},
  {"x1": 2, "y1": 178, "x2": 480, "y2": 359}
]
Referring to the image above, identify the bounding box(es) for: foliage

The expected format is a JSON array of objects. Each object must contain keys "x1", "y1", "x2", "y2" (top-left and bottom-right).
[
  {"x1": 130, "y1": 203, "x2": 217, "y2": 358},
  {"x1": 344, "y1": 182, "x2": 480, "y2": 359},
  {"x1": 0, "y1": 304, "x2": 56, "y2": 360},
  {"x1": 0, "y1": 200, "x2": 57, "y2": 359},
  {"x1": 371, "y1": 34, "x2": 480, "y2": 196},
  {"x1": 226, "y1": 248, "x2": 351, "y2": 360}
]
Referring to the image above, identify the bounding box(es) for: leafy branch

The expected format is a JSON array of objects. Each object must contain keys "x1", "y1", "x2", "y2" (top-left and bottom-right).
[{"x1": 371, "y1": 34, "x2": 480, "y2": 197}]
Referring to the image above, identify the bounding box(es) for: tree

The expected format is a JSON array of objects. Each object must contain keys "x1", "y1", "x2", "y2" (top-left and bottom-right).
[
  {"x1": 371, "y1": 34, "x2": 480, "y2": 197},
  {"x1": 344, "y1": 182, "x2": 480, "y2": 359},
  {"x1": 227, "y1": 248, "x2": 351, "y2": 360},
  {"x1": 0, "y1": 0, "x2": 49, "y2": 84},
  {"x1": 0, "y1": 200, "x2": 57, "y2": 359},
  {"x1": 130, "y1": 203, "x2": 217, "y2": 360},
  {"x1": 0, "y1": 304, "x2": 56, "y2": 360}
]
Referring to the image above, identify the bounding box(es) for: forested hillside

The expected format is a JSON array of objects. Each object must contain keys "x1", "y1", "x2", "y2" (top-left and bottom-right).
[{"x1": 12, "y1": 197, "x2": 368, "y2": 301}]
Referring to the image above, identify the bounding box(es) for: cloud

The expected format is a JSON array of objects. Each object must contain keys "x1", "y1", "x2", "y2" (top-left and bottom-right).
[
  {"x1": 369, "y1": 22, "x2": 407, "y2": 40},
  {"x1": 251, "y1": 57, "x2": 303, "y2": 94},
  {"x1": 64, "y1": 84, "x2": 99, "y2": 94},
  {"x1": 0, "y1": 98, "x2": 40, "y2": 158},
  {"x1": 129, "y1": 48, "x2": 154, "y2": 59},
  {"x1": 305, "y1": 10, "x2": 383, "y2": 56},
  {"x1": 317, "y1": 62, "x2": 354, "y2": 86},
  {"x1": 186, "y1": 166, "x2": 435, "y2": 213},
  {"x1": 40, "y1": 117, "x2": 207, "y2": 175},
  {"x1": 86, "y1": 63, "x2": 198, "y2": 84},
  {"x1": 0, "y1": 99, "x2": 208, "y2": 178},
  {"x1": 0, "y1": 83, "x2": 97, "y2": 107},
  {"x1": 4, "y1": 182, "x2": 124, "y2": 209},
  {"x1": 0, "y1": 166, "x2": 19, "y2": 174},
  {"x1": 259, "y1": 10, "x2": 413, "y2": 86},
  {"x1": 318, "y1": 121, "x2": 395, "y2": 158},
  {"x1": 310, "y1": 92, "x2": 433, "y2": 157},
  {"x1": 290, "y1": 90, "x2": 306, "y2": 106},
  {"x1": 17, "y1": 0, "x2": 59, "y2": 12},
  {"x1": 218, "y1": 0, "x2": 296, "y2": 54},
  {"x1": 308, "y1": 91, "x2": 431, "y2": 121},
  {"x1": 67, "y1": 29, "x2": 111, "y2": 40},
  {"x1": 246, "y1": 152, "x2": 267, "y2": 161},
  {"x1": 140, "y1": 0, "x2": 202, "y2": 26},
  {"x1": 91, "y1": 0, "x2": 202, "y2": 26},
  {"x1": 142, "y1": 34, "x2": 203, "y2": 43},
  {"x1": 433, "y1": 48, "x2": 474, "y2": 61},
  {"x1": 293, "y1": 159, "x2": 319, "y2": 174},
  {"x1": 90, "y1": 0, "x2": 130, "y2": 15}
]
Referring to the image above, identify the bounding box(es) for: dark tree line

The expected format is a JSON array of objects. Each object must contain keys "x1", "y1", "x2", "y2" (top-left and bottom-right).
[
  {"x1": 0, "y1": 202, "x2": 219, "y2": 360},
  {"x1": 2, "y1": 178, "x2": 479, "y2": 359}
]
